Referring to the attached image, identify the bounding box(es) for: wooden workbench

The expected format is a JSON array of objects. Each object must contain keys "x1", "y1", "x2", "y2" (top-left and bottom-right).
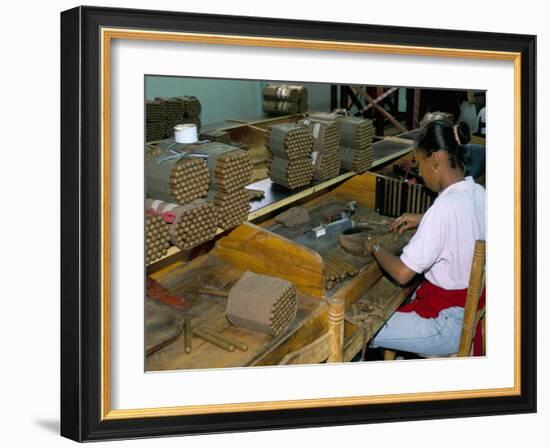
[{"x1": 146, "y1": 172, "x2": 422, "y2": 371}]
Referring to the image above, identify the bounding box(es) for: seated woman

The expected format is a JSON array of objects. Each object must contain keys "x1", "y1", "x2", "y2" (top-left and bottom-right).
[{"x1": 367, "y1": 120, "x2": 486, "y2": 356}]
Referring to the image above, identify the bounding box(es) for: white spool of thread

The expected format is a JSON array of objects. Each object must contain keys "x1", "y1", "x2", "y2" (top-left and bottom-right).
[{"x1": 174, "y1": 124, "x2": 198, "y2": 144}]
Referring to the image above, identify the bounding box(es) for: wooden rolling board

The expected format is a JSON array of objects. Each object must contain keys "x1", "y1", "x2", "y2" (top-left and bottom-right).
[
  {"x1": 262, "y1": 190, "x2": 409, "y2": 300},
  {"x1": 145, "y1": 255, "x2": 325, "y2": 371}
]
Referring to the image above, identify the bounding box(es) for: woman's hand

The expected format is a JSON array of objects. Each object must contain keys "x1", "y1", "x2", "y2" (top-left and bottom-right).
[
  {"x1": 389, "y1": 213, "x2": 423, "y2": 234},
  {"x1": 363, "y1": 235, "x2": 382, "y2": 255}
]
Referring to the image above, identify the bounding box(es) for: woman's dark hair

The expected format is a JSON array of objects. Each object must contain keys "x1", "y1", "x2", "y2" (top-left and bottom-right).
[
  {"x1": 456, "y1": 121, "x2": 471, "y2": 144},
  {"x1": 415, "y1": 119, "x2": 466, "y2": 171}
]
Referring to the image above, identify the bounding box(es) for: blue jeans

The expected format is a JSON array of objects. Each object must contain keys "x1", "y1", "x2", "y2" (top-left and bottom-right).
[{"x1": 371, "y1": 307, "x2": 464, "y2": 356}]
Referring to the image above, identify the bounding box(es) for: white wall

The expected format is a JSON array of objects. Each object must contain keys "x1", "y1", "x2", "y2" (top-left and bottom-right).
[{"x1": 0, "y1": 1, "x2": 546, "y2": 447}]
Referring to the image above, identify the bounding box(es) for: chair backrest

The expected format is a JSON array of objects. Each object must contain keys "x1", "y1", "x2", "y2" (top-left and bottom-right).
[
  {"x1": 279, "y1": 297, "x2": 345, "y2": 365},
  {"x1": 457, "y1": 240, "x2": 486, "y2": 357}
]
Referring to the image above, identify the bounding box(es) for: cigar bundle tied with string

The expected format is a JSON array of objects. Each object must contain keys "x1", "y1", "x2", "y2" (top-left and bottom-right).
[
  {"x1": 207, "y1": 189, "x2": 250, "y2": 230},
  {"x1": 267, "y1": 157, "x2": 314, "y2": 190},
  {"x1": 300, "y1": 116, "x2": 341, "y2": 180},
  {"x1": 181, "y1": 141, "x2": 252, "y2": 230},
  {"x1": 155, "y1": 95, "x2": 203, "y2": 134},
  {"x1": 339, "y1": 144, "x2": 374, "y2": 173},
  {"x1": 176, "y1": 96, "x2": 201, "y2": 131},
  {"x1": 263, "y1": 100, "x2": 301, "y2": 115},
  {"x1": 146, "y1": 145, "x2": 210, "y2": 204},
  {"x1": 156, "y1": 97, "x2": 186, "y2": 120},
  {"x1": 156, "y1": 97, "x2": 186, "y2": 135},
  {"x1": 263, "y1": 84, "x2": 305, "y2": 102},
  {"x1": 146, "y1": 121, "x2": 166, "y2": 142},
  {"x1": 310, "y1": 150, "x2": 341, "y2": 181},
  {"x1": 173, "y1": 95, "x2": 202, "y2": 117},
  {"x1": 226, "y1": 271, "x2": 298, "y2": 337},
  {"x1": 145, "y1": 213, "x2": 170, "y2": 264},
  {"x1": 300, "y1": 117, "x2": 340, "y2": 152},
  {"x1": 338, "y1": 116, "x2": 374, "y2": 148},
  {"x1": 146, "y1": 198, "x2": 218, "y2": 250},
  {"x1": 266, "y1": 123, "x2": 314, "y2": 189},
  {"x1": 309, "y1": 113, "x2": 374, "y2": 173},
  {"x1": 337, "y1": 116, "x2": 375, "y2": 173},
  {"x1": 266, "y1": 124, "x2": 313, "y2": 160},
  {"x1": 262, "y1": 84, "x2": 308, "y2": 115},
  {"x1": 145, "y1": 100, "x2": 167, "y2": 141},
  {"x1": 189, "y1": 142, "x2": 253, "y2": 194},
  {"x1": 145, "y1": 100, "x2": 167, "y2": 123}
]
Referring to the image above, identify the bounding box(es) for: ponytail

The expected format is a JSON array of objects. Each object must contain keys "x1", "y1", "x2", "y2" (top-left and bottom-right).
[
  {"x1": 454, "y1": 121, "x2": 471, "y2": 144},
  {"x1": 416, "y1": 119, "x2": 466, "y2": 171}
]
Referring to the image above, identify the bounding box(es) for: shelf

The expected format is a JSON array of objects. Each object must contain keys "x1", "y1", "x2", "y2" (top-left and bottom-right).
[{"x1": 146, "y1": 138, "x2": 414, "y2": 270}]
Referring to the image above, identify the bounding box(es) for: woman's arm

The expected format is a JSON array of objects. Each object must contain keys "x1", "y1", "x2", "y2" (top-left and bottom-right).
[{"x1": 365, "y1": 240, "x2": 416, "y2": 285}]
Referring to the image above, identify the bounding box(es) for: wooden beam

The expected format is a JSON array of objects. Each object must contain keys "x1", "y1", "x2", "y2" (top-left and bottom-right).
[
  {"x1": 351, "y1": 86, "x2": 408, "y2": 133},
  {"x1": 412, "y1": 88, "x2": 421, "y2": 128},
  {"x1": 361, "y1": 87, "x2": 399, "y2": 113}
]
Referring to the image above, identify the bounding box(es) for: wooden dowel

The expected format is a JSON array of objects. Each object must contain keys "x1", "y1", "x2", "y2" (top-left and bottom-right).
[{"x1": 327, "y1": 297, "x2": 345, "y2": 363}]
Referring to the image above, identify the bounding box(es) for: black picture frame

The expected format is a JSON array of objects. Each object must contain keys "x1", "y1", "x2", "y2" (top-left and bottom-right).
[{"x1": 61, "y1": 5, "x2": 536, "y2": 442}]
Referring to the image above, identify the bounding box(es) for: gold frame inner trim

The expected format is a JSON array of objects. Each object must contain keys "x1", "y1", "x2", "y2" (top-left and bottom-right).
[{"x1": 100, "y1": 28, "x2": 522, "y2": 420}]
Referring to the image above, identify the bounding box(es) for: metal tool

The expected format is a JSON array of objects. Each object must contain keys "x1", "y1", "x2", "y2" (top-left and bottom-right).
[{"x1": 309, "y1": 201, "x2": 357, "y2": 239}]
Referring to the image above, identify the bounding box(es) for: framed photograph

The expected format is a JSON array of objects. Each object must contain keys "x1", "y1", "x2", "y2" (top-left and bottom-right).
[{"x1": 60, "y1": 5, "x2": 536, "y2": 442}]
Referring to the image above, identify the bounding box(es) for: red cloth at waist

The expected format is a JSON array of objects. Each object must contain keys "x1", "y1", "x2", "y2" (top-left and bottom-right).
[{"x1": 398, "y1": 280, "x2": 486, "y2": 356}]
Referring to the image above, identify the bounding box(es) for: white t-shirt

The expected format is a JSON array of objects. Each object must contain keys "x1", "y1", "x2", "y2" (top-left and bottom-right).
[{"x1": 400, "y1": 177, "x2": 486, "y2": 290}]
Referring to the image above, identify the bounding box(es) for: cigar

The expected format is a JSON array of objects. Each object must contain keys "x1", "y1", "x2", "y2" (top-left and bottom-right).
[
  {"x1": 192, "y1": 327, "x2": 235, "y2": 352},
  {"x1": 200, "y1": 327, "x2": 248, "y2": 352},
  {"x1": 198, "y1": 288, "x2": 230, "y2": 298},
  {"x1": 184, "y1": 317, "x2": 192, "y2": 353}
]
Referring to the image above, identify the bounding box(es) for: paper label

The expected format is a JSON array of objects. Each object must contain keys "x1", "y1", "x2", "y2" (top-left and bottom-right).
[
  {"x1": 313, "y1": 123, "x2": 320, "y2": 138},
  {"x1": 164, "y1": 203, "x2": 179, "y2": 212},
  {"x1": 311, "y1": 151, "x2": 319, "y2": 165}
]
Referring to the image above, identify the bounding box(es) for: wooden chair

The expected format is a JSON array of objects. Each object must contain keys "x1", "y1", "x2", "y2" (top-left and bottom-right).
[
  {"x1": 384, "y1": 239, "x2": 486, "y2": 360},
  {"x1": 279, "y1": 297, "x2": 345, "y2": 365}
]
